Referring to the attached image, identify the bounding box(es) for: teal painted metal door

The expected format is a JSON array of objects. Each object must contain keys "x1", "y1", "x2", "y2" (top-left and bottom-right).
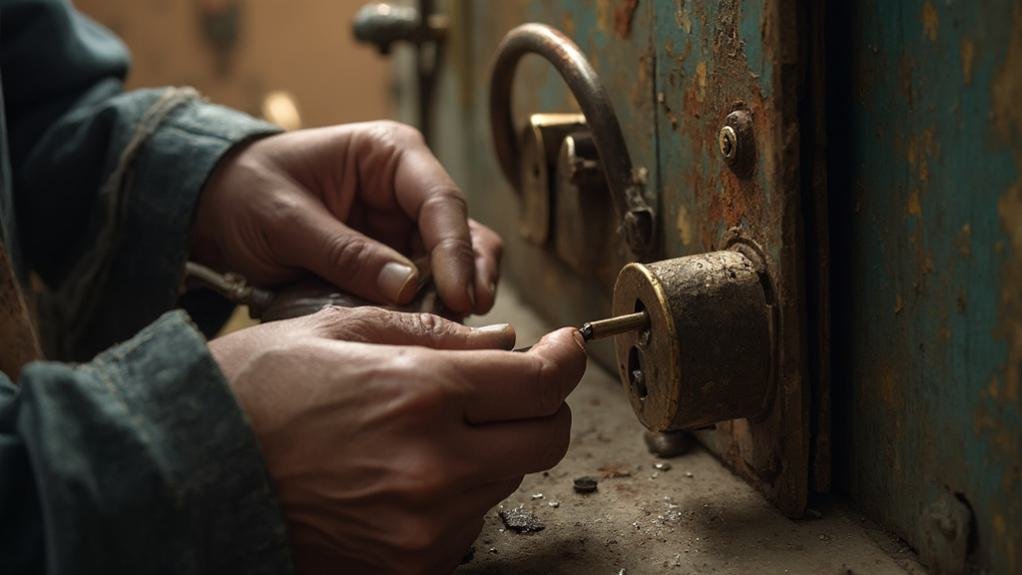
[
  {"x1": 829, "y1": 1, "x2": 1022, "y2": 572},
  {"x1": 392, "y1": 0, "x2": 1021, "y2": 572}
]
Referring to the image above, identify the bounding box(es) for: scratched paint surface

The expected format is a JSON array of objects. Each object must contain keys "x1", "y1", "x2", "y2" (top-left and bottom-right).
[
  {"x1": 829, "y1": 1, "x2": 1021, "y2": 572},
  {"x1": 427, "y1": 0, "x2": 809, "y2": 517},
  {"x1": 651, "y1": 0, "x2": 809, "y2": 517}
]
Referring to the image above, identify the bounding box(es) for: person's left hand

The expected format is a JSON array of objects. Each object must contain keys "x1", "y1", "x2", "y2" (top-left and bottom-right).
[{"x1": 190, "y1": 121, "x2": 502, "y2": 316}]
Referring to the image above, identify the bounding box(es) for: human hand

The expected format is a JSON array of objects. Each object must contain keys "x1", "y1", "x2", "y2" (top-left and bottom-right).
[
  {"x1": 209, "y1": 306, "x2": 587, "y2": 574},
  {"x1": 192, "y1": 122, "x2": 502, "y2": 316}
]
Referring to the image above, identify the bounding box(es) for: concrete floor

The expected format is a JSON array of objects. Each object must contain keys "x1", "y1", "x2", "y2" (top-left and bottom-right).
[{"x1": 461, "y1": 287, "x2": 924, "y2": 575}]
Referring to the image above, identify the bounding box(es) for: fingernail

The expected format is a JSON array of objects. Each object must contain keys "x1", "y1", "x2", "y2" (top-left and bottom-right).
[
  {"x1": 377, "y1": 262, "x2": 417, "y2": 303},
  {"x1": 476, "y1": 323, "x2": 511, "y2": 334},
  {"x1": 572, "y1": 329, "x2": 587, "y2": 351}
]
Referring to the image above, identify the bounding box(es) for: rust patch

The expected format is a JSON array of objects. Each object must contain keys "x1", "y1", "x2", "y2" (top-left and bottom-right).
[
  {"x1": 613, "y1": 0, "x2": 639, "y2": 38},
  {"x1": 921, "y1": 1, "x2": 939, "y2": 43},
  {"x1": 675, "y1": 0, "x2": 692, "y2": 33},
  {"x1": 675, "y1": 205, "x2": 694, "y2": 245},
  {"x1": 961, "y1": 38, "x2": 975, "y2": 85},
  {"x1": 989, "y1": 7, "x2": 1022, "y2": 571},
  {"x1": 907, "y1": 188, "x2": 922, "y2": 215},
  {"x1": 598, "y1": 464, "x2": 634, "y2": 479}
]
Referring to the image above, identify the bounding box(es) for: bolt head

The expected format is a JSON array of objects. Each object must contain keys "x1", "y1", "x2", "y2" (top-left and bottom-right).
[{"x1": 718, "y1": 125, "x2": 738, "y2": 161}]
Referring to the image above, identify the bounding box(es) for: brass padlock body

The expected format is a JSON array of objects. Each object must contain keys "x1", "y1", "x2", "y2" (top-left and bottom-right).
[
  {"x1": 518, "y1": 113, "x2": 585, "y2": 244},
  {"x1": 612, "y1": 251, "x2": 773, "y2": 431}
]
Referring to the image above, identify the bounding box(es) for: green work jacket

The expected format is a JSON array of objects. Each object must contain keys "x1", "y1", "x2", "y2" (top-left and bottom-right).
[{"x1": 0, "y1": 1, "x2": 293, "y2": 572}]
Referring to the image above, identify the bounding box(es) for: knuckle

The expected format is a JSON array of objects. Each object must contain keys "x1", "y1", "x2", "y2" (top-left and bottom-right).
[
  {"x1": 435, "y1": 236, "x2": 476, "y2": 263},
  {"x1": 325, "y1": 235, "x2": 370, "y2": 272},
  {"x1": 372, "y1": 120, "x2": 424, "y2": 147},
  {"x1": 421, "y1": 186, "x2": 468, "y2": 211},
  {"x1": 408, "y1": 312, "x2": 460, "y2": 344}
]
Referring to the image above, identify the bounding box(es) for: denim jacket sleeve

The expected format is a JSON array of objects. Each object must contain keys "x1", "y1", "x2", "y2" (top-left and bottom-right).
[
  {"x1": 0, "y1": 311, "x2": 293, "y2": 574},
  {"x1": 1, "y1": 0, "x2": 282, "y2": 360}
]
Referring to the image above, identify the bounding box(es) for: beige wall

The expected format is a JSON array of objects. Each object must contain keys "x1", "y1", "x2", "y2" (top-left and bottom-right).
[{"x1": 74, "y1": 0, "x2": 394, "y2": 128}]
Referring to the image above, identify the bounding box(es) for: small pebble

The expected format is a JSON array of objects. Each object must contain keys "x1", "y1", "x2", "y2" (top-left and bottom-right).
[
  {"x1": 531, "y1": 493, "x2": 544, "y2": 500},
  {"x1": 684, "y1": 471, "x2": 694, "y2": 478},
  {"x1": 653, "y1": 462, "x2": 672, "y2": 471},
  {"x1": 548, "y1": 501, "x2": 560, "y2": 508},
  {"x1": 488, "y1": 547, "x2": 498, "y2": 554},
  {"x1": 573, "y1": 475, "x2": 599, "y2": 493},
  {"x1": 498, "y1": 505, "x2": 545, "y2": 533}
]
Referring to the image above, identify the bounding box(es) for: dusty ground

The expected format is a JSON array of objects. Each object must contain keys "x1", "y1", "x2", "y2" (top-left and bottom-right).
[{"x1": 461, "y1": 287, "x2": 924, "y2": 575}]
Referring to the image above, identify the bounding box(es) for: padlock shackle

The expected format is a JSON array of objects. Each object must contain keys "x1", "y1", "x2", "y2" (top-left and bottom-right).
[{"x1": 489, "y1": 23, "x2": 657, "y2": 257}]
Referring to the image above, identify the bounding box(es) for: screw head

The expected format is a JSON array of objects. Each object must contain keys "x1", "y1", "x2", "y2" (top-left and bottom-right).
[{"x1": 718, "y1": 125, "x2": 739, "y2": 161}]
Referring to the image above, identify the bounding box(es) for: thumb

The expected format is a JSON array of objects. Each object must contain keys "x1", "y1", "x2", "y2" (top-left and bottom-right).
[
  {"x1": 310, "y1": 306, "x2": 517, "y2": 350},
  {"x1": 285, "y1": 206, "x2": 420, "y2": 304}
]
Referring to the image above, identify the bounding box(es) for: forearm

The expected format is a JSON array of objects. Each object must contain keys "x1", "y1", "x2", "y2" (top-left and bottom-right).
[{"x1": 0, "y1": 311, "x2": 292, "y2": 574}]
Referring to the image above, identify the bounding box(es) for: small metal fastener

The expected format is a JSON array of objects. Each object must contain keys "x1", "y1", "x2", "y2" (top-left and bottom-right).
[
  {"x1": 643, "y1": 430, "x2": 694, "y2": 458},
  {"x1": 718, "y1": 109, "x2": 756, "y2": 177},
  {"x1": 718, "y1": 125, "x2": 738, "y2": 160},
  {"x1": 573, "y1": 475, "x2": 599, "y2": 493}
]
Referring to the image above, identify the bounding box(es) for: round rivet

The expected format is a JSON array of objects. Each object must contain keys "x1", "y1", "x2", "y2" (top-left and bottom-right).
[
  {"x1": 718, "y1": 109, "x2": 756, "y2": 178},
  {"x1": 718, "y1": 125, "x2": 739, "y2": 161}
]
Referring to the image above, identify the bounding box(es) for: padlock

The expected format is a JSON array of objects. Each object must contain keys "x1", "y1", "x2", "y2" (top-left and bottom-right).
[
  {"x1": 611, "y1": 250, "x2": 774, "y2": 431},
  {"x1": 517, "y1": 113, "x2": 585, "y2": 244},
  {"x1": 554, "y1": 131, "x2": 612, "y2": 274}
]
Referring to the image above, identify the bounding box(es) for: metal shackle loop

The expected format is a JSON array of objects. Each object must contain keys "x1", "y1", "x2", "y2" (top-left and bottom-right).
[{"x1": 488, "y1": 23, "x2": 657, "y2": 258}]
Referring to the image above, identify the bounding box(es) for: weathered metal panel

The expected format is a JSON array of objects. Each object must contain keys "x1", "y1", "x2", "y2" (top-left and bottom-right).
[
  {"x1": 422, "y1": 0, "x2": 812, "y2": 517},
  {"x1": 829, "y1": 1, "x2": 1022, "y2": 572},
  {"x1": 651, "y1": 0, "x2": 810, "y2": 517}
]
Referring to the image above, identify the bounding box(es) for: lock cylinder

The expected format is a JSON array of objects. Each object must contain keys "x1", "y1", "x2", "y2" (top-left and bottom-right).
[{"x1": 611, "y1": 250, "x2": 773, "y2": 431}]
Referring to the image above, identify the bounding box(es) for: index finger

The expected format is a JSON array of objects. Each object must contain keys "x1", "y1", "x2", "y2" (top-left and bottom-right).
[
  {"x1": 391, "y1": 136, "x2": 476, "y2": 314},
  {"x1": 443, "y1": 328, "x2": 588, "y2": 424}
]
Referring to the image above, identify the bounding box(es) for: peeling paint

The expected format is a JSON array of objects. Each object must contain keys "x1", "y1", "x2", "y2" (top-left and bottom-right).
[
  {"x1": 613, "y1": 0, "x2": 639, "y2": 38},
  {"x1": 961, "y1": 38, "x2": 975, "y2": 85},
  {"x1": 922, "y1": 1, "x2": 939, "y2": 42},
  {"x1": 674, "y1": 0, "x2": 692, "y2": 33},
  {"x1": 675, "y1": 205, "x2": 693, "y2": 245}
]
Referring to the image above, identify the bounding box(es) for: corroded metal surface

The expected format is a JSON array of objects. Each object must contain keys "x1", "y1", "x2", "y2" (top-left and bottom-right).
[
  {"x1": 827, "y1": 1, "x2": 1022, "y2": 572},
  {"x1": 459, "y1": 287, "x2": 921, "y2": 574},
  {"x1": 611, "y1": 251, "x2": 772, "y2": 431},
  {"x1": 652, "y1": 0, "x2": 811, "y2": 517},
  {"x1": 421, "y1": 0, "x2": 811, "y2": 517}
]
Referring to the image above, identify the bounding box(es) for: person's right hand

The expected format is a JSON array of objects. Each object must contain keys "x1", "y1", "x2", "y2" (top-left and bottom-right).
[{"x1": 208, "y1": 306, "x2": 587, "y2": 574}]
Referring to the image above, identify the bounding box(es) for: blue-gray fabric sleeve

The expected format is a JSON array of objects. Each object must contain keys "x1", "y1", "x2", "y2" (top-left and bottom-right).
[
  {"x1": 0, "y1": 310, "x2": 293, "y2": 574},
  {"x1": 1, "y1": 0, "x2": 282, "y2": 359}
]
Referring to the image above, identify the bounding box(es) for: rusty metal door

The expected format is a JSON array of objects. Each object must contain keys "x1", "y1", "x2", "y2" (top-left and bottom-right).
[
  {"x1": 362, "y1": 0, "x2": 1022, "y2": 572},
  {"x1": 403, "y1": 0, "x2": 816, "y2": 519}
]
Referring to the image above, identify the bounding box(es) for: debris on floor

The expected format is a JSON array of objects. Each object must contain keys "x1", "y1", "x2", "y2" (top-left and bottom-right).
[
  {"x1": 498, "y1": 505, "x2": 546, "y2": 533},
  {"x1": 573, "y1": 475, "x2": 599, "y2": 493}
]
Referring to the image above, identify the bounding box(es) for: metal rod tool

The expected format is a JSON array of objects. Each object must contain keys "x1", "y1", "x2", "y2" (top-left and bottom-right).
[{"x1": 514, "y1": 311, "x2": 649, "y2": 352}]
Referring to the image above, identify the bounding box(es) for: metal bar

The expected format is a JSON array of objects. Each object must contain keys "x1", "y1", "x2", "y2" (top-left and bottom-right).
[{"x1": 513, "y1": 311, "x2": 649, "y2": 352}]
